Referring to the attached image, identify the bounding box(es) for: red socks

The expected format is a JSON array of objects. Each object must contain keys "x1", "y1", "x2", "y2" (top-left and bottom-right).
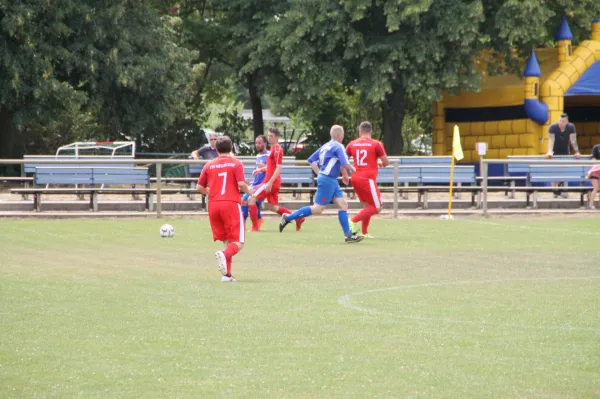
[
  {"x1": 223, "y1": 243, "x2": 240, "y2": 275},
  {"x1": 276, "y1": 206, "x2": 291, "y2": 216},
  {"x1": 248, "y1": 204, "x2": 259, "y2": 225},
  {"x1": 352, "y1": 205, "x2": 379, "y2": 234}
]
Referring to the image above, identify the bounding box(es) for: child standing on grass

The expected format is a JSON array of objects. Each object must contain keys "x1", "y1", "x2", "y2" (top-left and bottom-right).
[{"x1": 586, "y1": 144, "x2": 600, "y2": 209}]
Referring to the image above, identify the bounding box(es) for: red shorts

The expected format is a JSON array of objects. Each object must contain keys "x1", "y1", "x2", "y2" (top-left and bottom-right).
[
  {"x1": 352, "y1": 177, "x2": 382, "y2": 208},
  {"x1": 208, "y1": 201, "x2": 245, "y2": 243},
  {"x1": 253, "y1": 181, "x2": 281, "y2": 204}
]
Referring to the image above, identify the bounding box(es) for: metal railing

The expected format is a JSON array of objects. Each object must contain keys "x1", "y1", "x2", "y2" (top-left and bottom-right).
[
  {"x1": 0, "y1": 158, "x2": 402, "y2": 218},
  {"x1": 7, "y1": 156, "x2": 597, "y2": 218}
]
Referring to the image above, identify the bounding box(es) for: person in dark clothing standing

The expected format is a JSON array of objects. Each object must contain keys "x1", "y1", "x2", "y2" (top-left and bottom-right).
[
  {"x1": 191, "y1": 133, "x2": 219, "y2": 160},
  {"x1": 546, "y1": 113, "x2": 580, "y2": 198},
  {"x1": 546, "y1": 113, "x2": 580, "y2": 158}
]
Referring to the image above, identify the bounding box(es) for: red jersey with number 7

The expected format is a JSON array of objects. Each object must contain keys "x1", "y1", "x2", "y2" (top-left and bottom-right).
[
  {"x1": 197, "y1": 155, "x2": 246, "y2": 203},
  {"x1": 346, "y1": 137, "x2": 386, "y2": 180}
]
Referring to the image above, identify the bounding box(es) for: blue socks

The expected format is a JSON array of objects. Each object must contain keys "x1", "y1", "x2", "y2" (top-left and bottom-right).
[
  {"x1": 286, "y1": 206, "x2": 312, "y2": 222},
  {"x1": 257, "y1": 200, "x2": 263, "y2": 219},
  {"x1": 338, "y1": 210, "x2": 351, "y2": 236}
]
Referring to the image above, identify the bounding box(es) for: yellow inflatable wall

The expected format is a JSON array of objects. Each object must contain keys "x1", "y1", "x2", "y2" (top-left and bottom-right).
[{"x1": 433, "y1": 18, "x2": 600, "y2": 162}]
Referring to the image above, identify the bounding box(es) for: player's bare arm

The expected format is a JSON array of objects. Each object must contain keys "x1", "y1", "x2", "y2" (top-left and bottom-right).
[
  {"x1": 265, "y1": 164, "x2": 282, "y2": 192},
  {"x1": 569, "y1": 133, "x2": 580, "y2": 157},
  {"x1": 253, "y1": 166, "x2": 267, "y2": 175},
  {"x1": 341, "y1": 168, "x2": 350, "y2": 185},
  {"x1": 379, "y1": 155, "x2": 390, "y2": 167},
  {"x1": 343, "y1": 163, "x2": 356, "y2": 173},
  {"x1": 546, "y1": 132, "x2": 555, "y2": 156},
  {"x1": 197, "y1": 184, "x2": 209, "y2": 195},
  {"x1": 238, "y1": 181, "x2": 253, "y2": 196},
  {"x1": 309, "y1": 161, "x2": 320, "y2": 176}
]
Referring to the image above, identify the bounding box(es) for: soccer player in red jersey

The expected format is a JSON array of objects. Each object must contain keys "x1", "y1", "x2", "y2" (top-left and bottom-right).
[
  {"x1": 248, "y1": 127, "x2": 305, "y2": 231},
  {"x1": 345, "y1": 121, "x2": 389, "y2": 237},
  {"x1": 197, "y1": 136, "x2": 253, "y2": 282}
]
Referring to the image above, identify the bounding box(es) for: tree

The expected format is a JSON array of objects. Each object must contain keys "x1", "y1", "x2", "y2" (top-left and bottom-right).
[
  {"x1": 0, "y1": 0, "x2": 195, "y2": 157},
  {"x1": 179, "y1": 0, "x2": 287, "y2": 139},
  {"x1": 254, "y1": 0, "x2": 600, "y2": 154}
]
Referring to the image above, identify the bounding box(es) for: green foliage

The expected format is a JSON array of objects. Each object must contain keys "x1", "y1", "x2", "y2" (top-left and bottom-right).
[
  {"x1": 250, "y1": 0, "x2": 600, "y2": 154},
  {"x1": 3, "y1": 0, "x2": 600, "y2": 157},
  {"x1": 214, "y1": 109, "x2": 251, "y2": 148},
  {"x1": 0, "y1": 0, "x2": 196, "y2": 156}
]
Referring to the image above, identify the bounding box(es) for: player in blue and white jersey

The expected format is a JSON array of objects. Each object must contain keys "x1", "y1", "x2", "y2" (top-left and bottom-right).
[
  {"x1": 241, "y1": 135, "x2": 268, "y2": 231},
  {"x1": 279, "y1": 125, "x2": 363, "y2": 243}
]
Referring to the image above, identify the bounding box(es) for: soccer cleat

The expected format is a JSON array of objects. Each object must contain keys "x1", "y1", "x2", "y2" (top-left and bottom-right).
[
  {"x1": 221, "y1": 274, "x2": 237, "y2": 282},
  {"x1": 215, "y1": 251, "x2": 227, "y2": 276},
  {"x1": 348, "y1": 217, "x2": 358, "y2": 235},
  {"x1": 345, "y1": 234, "x2": 364, "y2": 243},
  {"x1": 363, "y1": 234, "x2": 375, "y2": 239},
  {"x1": 295, "y1": 217, "x2": 305, "y2": 231},
  {"x1": 279, "y1": 214, "x2": 290, "y2": 232},
  {"x1": 256, "y1": 217, "x2": 264, "y2": 230}
]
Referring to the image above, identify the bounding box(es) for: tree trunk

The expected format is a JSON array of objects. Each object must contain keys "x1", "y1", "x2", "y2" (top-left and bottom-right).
[
  {"x1": 247, "y1": 74, "x2": 264, "y2": 139},
  {"x1": 0, "y1": 106, "x2": 16, "y2": 158},
  {"x1": 381, "y1": 85, "x2": 405, "y2": 155}
]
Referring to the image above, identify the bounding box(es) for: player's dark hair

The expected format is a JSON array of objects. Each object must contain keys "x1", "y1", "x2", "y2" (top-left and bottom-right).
[
  {"x1": 256, "y1": 135, "x2": 267, "y2": 144},
  {"x1": 560, "y1": 113, "x2": 569, "y2": 119},
  {"x1": 215, "y1": 136, "x2": 233, "y2": 154},
  {"x1": 267, "y1": 127, "x2": 281, "y2": 137},
  {"x1": 359, "y1": 121, "x2": 372, "y2": 134}
]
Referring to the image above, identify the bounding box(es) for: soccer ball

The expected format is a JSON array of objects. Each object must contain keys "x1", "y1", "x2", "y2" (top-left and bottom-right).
[{"x1": 160, "y1": 224, "x2": 175, "y2": 238}]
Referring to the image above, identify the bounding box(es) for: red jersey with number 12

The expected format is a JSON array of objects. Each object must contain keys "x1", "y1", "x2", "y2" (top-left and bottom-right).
[
  {"x1": 197, "y1": 155, "x2": 245, "y2": 203},
  {"x1": 265, "y1": 144, "x2": 283, "y2": 184},
  {"x1": 346, "y1": 137, "x2": 386, "y2": 180}
]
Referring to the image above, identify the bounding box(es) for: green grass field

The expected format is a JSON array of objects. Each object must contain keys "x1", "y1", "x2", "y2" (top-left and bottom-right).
[{"x1": 1, "y1": 216, "x2": 599, "y2": 398}]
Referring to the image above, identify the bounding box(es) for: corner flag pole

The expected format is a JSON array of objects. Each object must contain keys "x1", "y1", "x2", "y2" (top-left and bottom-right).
[
  {"x1": 448, "y1": 149, "x2": 456, "y2": 218},
  {"x1": 447, "y1": 125, "x2": 464, "y2": 219}
]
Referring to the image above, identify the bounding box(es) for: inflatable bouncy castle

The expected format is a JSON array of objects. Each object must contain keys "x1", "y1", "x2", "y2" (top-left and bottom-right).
[{"x1": 433, "y1": 17, "x2": 600, "y2": 163}]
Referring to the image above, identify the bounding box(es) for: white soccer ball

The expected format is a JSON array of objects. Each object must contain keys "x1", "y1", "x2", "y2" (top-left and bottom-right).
[{"x1": 160, "y1": 224, "x2": 175, "y2": 238}]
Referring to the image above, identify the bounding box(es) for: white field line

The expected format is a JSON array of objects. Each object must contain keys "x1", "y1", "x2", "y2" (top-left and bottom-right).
[{"x1": 338, "y1": 276, "x2": 600, "y2": 332}]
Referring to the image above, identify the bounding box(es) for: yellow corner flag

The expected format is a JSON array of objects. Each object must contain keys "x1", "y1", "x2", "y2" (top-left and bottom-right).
[
  {"x1": 443, "y1": 125, "x2": 463, "y2": 220},
  {"x1": 453, "y1": 125, "x2": 464, "y2": 161}
]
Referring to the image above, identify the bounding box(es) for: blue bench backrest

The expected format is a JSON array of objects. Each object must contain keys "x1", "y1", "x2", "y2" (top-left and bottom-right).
[
  {"x1": 35, "y1": 167, "x2": 149, "y2": 186},
  {"x1": 24, "y1": 156, "x2": 135, "y2": 174},
  {"x1": 398, "y1": 156, "x2": 452, "y2": 165},
  {"x1": 420, "y1": 166, "x2": 476, "y2": 184},
  {"x1": 507, "y1": 155, "x2": 592, "y2": 175},
  {"x1": 35, "y1": 167, "x2": 95, "y2": 185},
  {"x1": 528, "y1": 165, "x2": 587, "y2": 183},
  {"x1": 187, "y1": 156, "x2": 297, "y2": 177},
  {"x1": 377, "y1": 167, "x2": 420, "y2": 184},
  {"x1": 376, "y1": 165, "x2": 475, "y2": 184},
  {"x1": 281, "y1": 166, "x2": 314, "y2": 185},
  {"x1": 92, "y1": 168, "x2": 150, "y2": 185}
]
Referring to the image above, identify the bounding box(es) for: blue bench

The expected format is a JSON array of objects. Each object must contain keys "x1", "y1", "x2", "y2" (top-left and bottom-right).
[
  {"x1": 397, "y1": 156, "x2": 453, "y2": 165},
  {"x1": 375, "y1": 164, "x2": 476, "y2": 201},
  {"x1": 186, "y1": 156, "x2": 297, "y2": 178},
  {"x1": 12, "y1": 166, "x2": 151, "y2": 211},
  {"x1": 23, "y1": 155, "x2": 135, "y2": 174},
  {"x1": 21, "y1": 155, "x2": 136, "y2": 199},
  {"x1": 527, "y1": 165, "x2": 591, "y2": 208},
  {"x1": 186, "y1": 157, "x2": 307, "y2": 199},
  {"x1": 505, "y1": 155, "x2": 592, "y2": 198}
]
